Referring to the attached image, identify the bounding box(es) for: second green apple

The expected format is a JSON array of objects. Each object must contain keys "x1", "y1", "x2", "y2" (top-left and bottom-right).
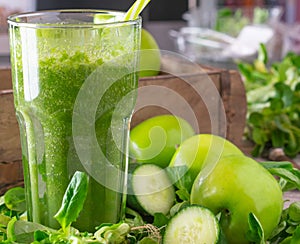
[{"x1": 168, "y1": 133, "x2": 244, "y2": 190}]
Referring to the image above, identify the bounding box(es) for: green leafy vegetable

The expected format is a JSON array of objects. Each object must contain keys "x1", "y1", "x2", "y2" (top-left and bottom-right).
[
  {"x1": 215, "y1": 7, "x2": 270, "y2": 37},
  {"x1": 8, "y1": 220, "x2": 53, "y2": 243},
  {"x1": 246, "y1": 213, "x2": 265, "y2": 244},
  {"x1": 138, "y1": 237, "x2": 159, "y2": 244},
  {"x1": 238, "y1": 44, "x2": 300, "y2": 157},
  {"x1": 54, "y1": 171, "x2": 89, "y2": 232},
  {"x1": 94, "y1": 222, "x2": 130, "y2": 243},
  {"x1": 2, "y1": 163, "x2": 300, "y2": 243},
  {"x1": 4, "y1": 187, "x2": 26, "y2": 213},
  {"x1": 260, "y1": 160, "x2": 294, "y2": 170},
  {"x1": 34, "y1": 230, "x2": 49, "y2": 242},
  {"x1": 288, "y1": 202, "x2": 300, "y2": 223},
  {"x1": 215, "y1": 8, "x2": 249, "y2": 36},
  {"x1": 290, "y1": 226, "x2": 300, "y2": 244},
  {"x1": 166, "y1": 165, "x2": 193, "y2": 200},
  {"x1": 152, "y1": 213, "x2": 168, "y2": 229},
  {"x1": 268, "y1": 202, "x2": 300, "y2": 243},
  {"x1": 261, "y1": 161, "x2": 300, "y2": 191},
  {"x1": 6, "y1": 217, "x2": 17, "y2": 242},
  {"x1": 0, "y1": 171, "x2": 163, "y2": 243},
  {"x1": 269, "y1": 168, "x2": 300, "y2": 190}
]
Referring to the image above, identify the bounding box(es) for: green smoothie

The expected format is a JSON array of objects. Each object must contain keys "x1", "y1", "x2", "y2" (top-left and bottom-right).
[{"x1": 8, "y1": 10, "x2": 141, "y2": 232}]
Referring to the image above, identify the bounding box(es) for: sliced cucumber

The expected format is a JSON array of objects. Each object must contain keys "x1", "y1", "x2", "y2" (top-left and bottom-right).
[
  {"x1": 127, "y1": 164, "x2": 175, "y2": 216},
  {"x1": 163, "y1": 205, "x2": 220, "y2": 244}
]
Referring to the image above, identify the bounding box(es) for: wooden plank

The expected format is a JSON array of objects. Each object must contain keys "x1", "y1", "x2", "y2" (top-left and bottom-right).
[
  {"x1": 0, "y1": 67, "x2": 12, "y2": 90},
  {"x1": 132, "y1": 71, "x2": 224, "y2": 137},
  {"x1": 223, "y1": 70, "x2": 247, "y2": 147},
  {"x1": 0, "y1": 92, "x2": 21, "y2": 162},
  {"x1": 0, "y1": 161, "x2": 23, "y2": 194}
]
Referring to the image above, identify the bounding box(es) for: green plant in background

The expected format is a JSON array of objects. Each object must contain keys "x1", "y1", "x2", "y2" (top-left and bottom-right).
[
  {"x1": 238, "y1": 44, "x2": 300, "y2": 157},
  {"x1": 215, "y1": 7, "x2": 270, "y2": 37},
  {"x1": 215, "y1": 8, "x2": 250, "y2": 36}
]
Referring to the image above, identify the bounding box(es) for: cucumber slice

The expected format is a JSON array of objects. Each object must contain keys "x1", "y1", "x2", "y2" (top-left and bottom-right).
[
  {"x1": 127, "y1": 164, "x2": 175, "y2": 216},
  {"x1": 163, "y1": 205, "x2": 220, "y2": 244}
]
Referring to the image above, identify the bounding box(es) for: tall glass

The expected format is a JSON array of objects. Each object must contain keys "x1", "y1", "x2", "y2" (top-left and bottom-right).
[{"x1": 8, "y1": 10, "x2": 141, "y2": 232}]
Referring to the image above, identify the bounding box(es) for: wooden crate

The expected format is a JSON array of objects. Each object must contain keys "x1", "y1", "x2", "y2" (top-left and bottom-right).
[
  {"x1": 0, "y1": 56, "x2": 247, "y2": 195},
  {"x1": 132, "y1": 55, "x2": 247, "y2": 145}
]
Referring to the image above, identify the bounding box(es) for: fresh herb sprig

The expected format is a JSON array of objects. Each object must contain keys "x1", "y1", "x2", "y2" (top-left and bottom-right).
[{"x1": 238, "y1": 44, "x2": 300, "y2": 157}]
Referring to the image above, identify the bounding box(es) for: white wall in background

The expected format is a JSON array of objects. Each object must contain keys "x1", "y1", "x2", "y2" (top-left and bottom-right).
[
  {"x1": 0, "y1": 0, "x2": 36, "y2": 12},
  {"x1": 0, "y1": 0, "x2": 36, "y2": 56}
]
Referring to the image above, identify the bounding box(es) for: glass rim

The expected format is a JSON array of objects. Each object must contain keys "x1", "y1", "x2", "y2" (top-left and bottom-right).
[{"x1": 7, "y1": 9, "x2": 142, "y2": 28}]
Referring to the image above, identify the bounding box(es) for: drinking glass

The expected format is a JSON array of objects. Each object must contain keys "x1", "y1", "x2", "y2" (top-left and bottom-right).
[{"x1": 8, "y1": 10, "x2": 141, "y2": 232}]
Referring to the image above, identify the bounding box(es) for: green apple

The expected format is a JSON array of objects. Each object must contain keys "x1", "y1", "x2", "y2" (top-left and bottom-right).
[
  {"x1": 94, "y1": 14, "x2": 160, "y2": 77},
  {"x1": 129, "y1": 115, "x2": 195, "y2": 168},
  {"x1": 168, "y1": 134, "x2": 243, "y2": 187},
  {"x1": 139, "y1": 29, "x2": 161, "y2": 77},
  {"x1": 191, "y1": 155, "x2": 283, "y2": 244}
]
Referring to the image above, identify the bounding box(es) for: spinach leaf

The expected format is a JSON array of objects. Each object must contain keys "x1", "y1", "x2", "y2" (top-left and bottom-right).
[
  {"x1": 166, "y1": 166, "x2": 193, "y2": 199},
  {"x1": 260, "y1": 161, "x2": 294, "y2": 170},
  {"x1": 34, "y1": 229, "x2": 50, "y2": 242},
  {"x1": 4, "y1": 187, "x2": 26, "y2": 213},
  {"x1": 246, "y1": 213, "x2": 265, "y2": 244},
  {"x1": 6, "y1": 217, "x2": 17, "y2": 242},
  {"x1": 153, "y1": 213, "x2": 168, "y2": 228},
  {"x1": 268, "y1": 202, "x2": 300, "y2": 243},
  {"x1": 11, "y1": 220, "x2": 53, "y2": 243},
  {"x1": 268, "y1": 168, "x2": 300, "y2": 190},
  {"x1": 290, "y1": 225, "x2": 300, "y2": 244},
  {"x1": 260, "y1": 161, "x2": 300, "y2": 191},
  {"x1": 288, "y1": 202, "x2": 300, "y2": 223},
  {"x1": 54, "y1": 171, "x2": 89, "y2": 232}
]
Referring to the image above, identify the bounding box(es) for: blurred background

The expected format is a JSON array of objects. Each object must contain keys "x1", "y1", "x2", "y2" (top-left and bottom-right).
[{"x1": 1, "y1": 0, "x2": 300, "y2": 68}]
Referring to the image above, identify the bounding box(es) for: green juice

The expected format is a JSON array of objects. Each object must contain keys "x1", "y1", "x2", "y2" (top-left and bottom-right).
[{"x1": 8, "y1": 10, "x2": 141, "y2": 232}]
